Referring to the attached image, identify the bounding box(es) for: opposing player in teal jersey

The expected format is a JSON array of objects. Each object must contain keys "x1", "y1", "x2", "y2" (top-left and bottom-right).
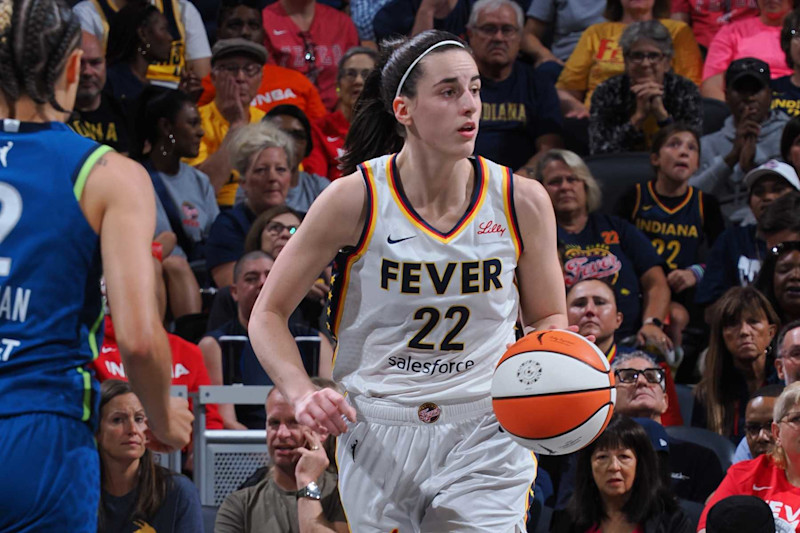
[{"x1": 0, "y1": 0, "x2": 192, "y2": 530}]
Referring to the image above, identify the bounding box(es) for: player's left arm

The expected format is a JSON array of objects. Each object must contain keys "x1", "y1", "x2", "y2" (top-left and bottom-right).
[{"x1": 512, "y1": 175, "x2": 568, "y2": 331}]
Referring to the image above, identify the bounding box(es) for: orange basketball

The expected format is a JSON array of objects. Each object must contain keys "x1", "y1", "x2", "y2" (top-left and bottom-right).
[{"x1": 491, "y1": 329, "x2": 615, "y2": 455}]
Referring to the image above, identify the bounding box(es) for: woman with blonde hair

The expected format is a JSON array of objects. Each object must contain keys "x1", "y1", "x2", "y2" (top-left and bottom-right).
[
  {"x1": 698, "y1": 381, "x2": 800, "y2": 532},
  {"x1": 205, "y1": 121, "x2": 296, "y2": 288},
  {"x1": 536, "y1": 148, "x2": 672, "y2": 351},
  {"x1": 693, "y1": 286, "x2": 781, "y2": 439}
]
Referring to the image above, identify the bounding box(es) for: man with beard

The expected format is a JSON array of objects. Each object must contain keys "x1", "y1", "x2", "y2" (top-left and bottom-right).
[
  {"x1": 467, "y1": 0, "x2": 561, "y2": 175},
  {"x1": 68, "y1": 32, "x2": 130, "y2": 153}
]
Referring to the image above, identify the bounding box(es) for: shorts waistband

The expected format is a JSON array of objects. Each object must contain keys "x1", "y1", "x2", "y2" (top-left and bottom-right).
[{"x1": 350, "y1": 395, "x2": 492, "y2": 425}]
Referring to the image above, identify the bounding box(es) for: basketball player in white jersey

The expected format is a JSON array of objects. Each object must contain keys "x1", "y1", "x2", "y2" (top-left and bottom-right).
[{"x1": 249, "y1": 30, "x2": 567, "y2": 532}]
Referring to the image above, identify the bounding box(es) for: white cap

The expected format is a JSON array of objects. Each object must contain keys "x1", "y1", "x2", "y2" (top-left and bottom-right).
[{"x1": 744, "y1": 159, "x2": 800, "y2": 191}]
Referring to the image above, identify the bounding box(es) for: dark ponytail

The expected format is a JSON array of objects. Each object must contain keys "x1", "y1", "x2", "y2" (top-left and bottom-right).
[
  {"x1": 0, "y1": 0, "x2": 81, "y2": 117},
  {"x1": 340, "y1": 30, "x2": 469, "y2": 175}
]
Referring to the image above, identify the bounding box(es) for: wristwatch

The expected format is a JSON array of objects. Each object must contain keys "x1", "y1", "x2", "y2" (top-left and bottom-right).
[
  {"x1": 643, "y1": 317, "x2": 664, "y2": 329},
  {"x1": 296, "y1": 481, "x2": 321, "y2": 500}
]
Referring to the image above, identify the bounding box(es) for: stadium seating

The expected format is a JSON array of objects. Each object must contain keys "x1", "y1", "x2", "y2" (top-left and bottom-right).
[
  {"x1": 584, "y1": 152, "x2": 654, "y2": 215},
  {"x1": 192, "y1": 385, "x2": 272, "y2": 506},
  {"x1": 701, "y1": 98, "x2": 731, "y2": 136},
  {"x1": 674, "y1": 384, "x2": 695, "y2": 426},
  {"x1": 665, "y1": 425, "x2": 736, "y2": 471}
]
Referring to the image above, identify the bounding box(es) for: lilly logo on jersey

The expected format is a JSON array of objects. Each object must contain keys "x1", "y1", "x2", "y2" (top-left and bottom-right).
[{"x1": 477, "y1": 220, "x2": 506, "y2": 237}]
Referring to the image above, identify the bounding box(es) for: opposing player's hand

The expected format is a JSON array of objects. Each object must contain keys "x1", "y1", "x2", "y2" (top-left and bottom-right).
[
  {"x1": 295, "y1": 427, "x2": 330, "y2": 488},
  {"x1": 295, "y1": 388, "x2": 356, "y2": 437},
  {"x1": 145, "y1": 396, "x2": 194, "y2": 453}
]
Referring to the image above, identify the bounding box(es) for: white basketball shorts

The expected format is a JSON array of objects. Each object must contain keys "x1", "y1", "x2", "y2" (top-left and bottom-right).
[{"x1": 335, "y1": 395, "x2": 537, "y2": 532}]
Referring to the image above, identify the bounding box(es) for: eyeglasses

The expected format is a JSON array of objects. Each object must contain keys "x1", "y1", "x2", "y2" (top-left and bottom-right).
[
  {"x1": 614, "y1": 367, "x2": 665, "y2": 386},
  {"x1": 780, "y1": 412, "x2": 800, "y2": 427},
  {"x1": 214, "y1": 63, "x2": 261, "y2": 78},
  {"x1": 266, "y1": 222, "x2": 298, "y2": 235},
  {"x1": 745, "y1": 421, "x2": 773, "y2": 436},
  {"x1": 473, "y1": 24, "x2": 519, "y2": 38},
  {"x1": 341, "y1": 68, "x2": 371, "y2": 81},
  {"x1": 770, "y1": 241, "x2": 800, "y2": 257},
  {"x1": 627, "y1": 51, "x2": 666, "y2": 64},
  {"x1": 300, "y1": 31, "x2": 319, "y2": 84}
]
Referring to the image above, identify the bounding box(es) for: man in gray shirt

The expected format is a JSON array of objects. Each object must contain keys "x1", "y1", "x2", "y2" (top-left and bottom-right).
[{"x1": 690, "y1": 58, "x2": 789, "y2": 225}]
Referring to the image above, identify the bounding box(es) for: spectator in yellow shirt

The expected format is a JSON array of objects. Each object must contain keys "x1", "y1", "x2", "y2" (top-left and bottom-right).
[
  {"x1": 556, "y1": 0, "x2": 702, "y2": 119},
  {"x1": 186, "y1": 38, "x2": 267, "y2": 207}
]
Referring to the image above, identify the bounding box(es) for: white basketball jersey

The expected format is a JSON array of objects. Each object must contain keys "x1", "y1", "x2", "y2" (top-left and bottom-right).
[{"x1": 329, "y1": 153, "x2": 523, "y2": 404}]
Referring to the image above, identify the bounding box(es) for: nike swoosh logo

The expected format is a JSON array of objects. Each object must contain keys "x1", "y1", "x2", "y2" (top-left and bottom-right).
[
  {"x1": 753, "y1": 485, "x2": 772, "y2": 491},
  {"x1": 387, "y1": 235, "x2": 415, "y2": 244},
  {"x1": 641, "y1": 205, "x2": 654, "y2": 211},
  {"x1": 326, "y1": 136, "x2": 340, "y2": 142},
  {"x1": 273, "y1": 29, "x2": 287, "y2": 35}
]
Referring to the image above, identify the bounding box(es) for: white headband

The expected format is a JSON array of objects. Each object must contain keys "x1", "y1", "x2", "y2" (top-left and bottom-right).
[{"x1": 394, "y1": 40, "x2": 466, "y2": 100}]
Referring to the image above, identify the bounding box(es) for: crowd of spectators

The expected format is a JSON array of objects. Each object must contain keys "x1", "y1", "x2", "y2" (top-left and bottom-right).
[{"x1": 65, "y1": 0, "x2": 800, "y2": 529}]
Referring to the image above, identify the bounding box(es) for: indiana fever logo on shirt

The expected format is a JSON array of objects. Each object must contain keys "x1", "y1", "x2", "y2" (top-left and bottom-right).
[{"x1": 563, "y1": 244, "x2": 623, "y2": 287}]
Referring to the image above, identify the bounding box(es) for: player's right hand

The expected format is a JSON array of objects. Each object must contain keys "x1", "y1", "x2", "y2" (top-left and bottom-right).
[
  {"x1": 145, "y1": 396, "x2": 194, "y2": 453},
  {"x1": 295, "y1": 388, "x2": 356, "y2": 437}
]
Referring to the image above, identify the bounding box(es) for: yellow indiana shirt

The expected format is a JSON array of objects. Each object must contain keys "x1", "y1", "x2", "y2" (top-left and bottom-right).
[{"x1": 184, "y1": 101, "x2": 266, "y2": 207}]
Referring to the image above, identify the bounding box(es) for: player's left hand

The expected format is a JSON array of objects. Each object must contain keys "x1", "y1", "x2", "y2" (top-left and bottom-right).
[{"x1": 295, "y1": 427, "x2": 329, "y2": 488}]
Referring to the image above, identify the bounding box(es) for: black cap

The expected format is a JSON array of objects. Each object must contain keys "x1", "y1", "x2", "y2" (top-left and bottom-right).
[
  {"x1": 706, "y1": 496, "x2": 776, "y2": 533},
  {"x1": 725, "y1": 57, "x2": 771, "y2": 89}
]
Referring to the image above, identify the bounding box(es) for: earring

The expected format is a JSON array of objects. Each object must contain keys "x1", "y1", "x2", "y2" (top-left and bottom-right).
[
  {"x1": 137, "y1": 42, "x2": 150, "y2": 56},
  {"x1": 161, "y1": 134, "x2": 175, "y2": 157}
]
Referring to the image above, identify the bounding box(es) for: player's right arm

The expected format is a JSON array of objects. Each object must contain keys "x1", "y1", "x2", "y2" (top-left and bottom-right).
[
  {"x1": 80, "y1": 151, "x2": 192, "y2": 451},
  {"x1": 249, "y1": 173, "x2": 366, "y2": 436}
]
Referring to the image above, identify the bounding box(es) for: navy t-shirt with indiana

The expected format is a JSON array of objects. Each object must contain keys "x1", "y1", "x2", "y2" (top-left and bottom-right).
[
  {"x1": 559, "y1": 213, "x2": 665, "y2": 339},
  {"x1": 771, "y1": 75, "x2": 800, "y2": 118},
  {"x1": 474, "y1": 60, "x2": 562, "y2": 171}
]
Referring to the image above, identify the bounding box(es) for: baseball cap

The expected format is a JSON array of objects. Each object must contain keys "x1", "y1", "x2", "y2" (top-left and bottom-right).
[
  {"x1": 632, "y1": 417, "x2": 669, "y2": 453},
  {"x1": 725, "y1": 57, "x2": 771, "y2": 89},
  {"x1": 744, "y1": 159, "x2": 800, "y2": 191},
  {"x1": 211, "y1": 38, "x2": 267, "y2": 65},
  {"x1": 706, "y1": 496, "x2": 776, "y2": 533}
]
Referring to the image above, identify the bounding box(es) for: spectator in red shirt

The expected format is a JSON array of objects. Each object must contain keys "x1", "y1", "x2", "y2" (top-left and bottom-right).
[
  {"x1": 308, "y1": 46, "x2": 378, "y2": 180},
  {"x1": 91, "y1": 317, "x2": 223, "y2": 429},
  {"x1": 698, "y1": 382, "x2": 800, "y2": 532},
  {"x1": 197, "y1": 0, "x2": 327, "y2": 121},
  {"x1": 261, "y1": 0, "x2": 360, "y2": 111},
  {"x1": 91, "y1": 276, "x2": 223, "y2": 429}
]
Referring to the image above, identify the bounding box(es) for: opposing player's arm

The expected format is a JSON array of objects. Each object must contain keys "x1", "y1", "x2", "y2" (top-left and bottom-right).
[
  {"x1": 80, "y1": 152, "x2": 192, "y2": 451},
  {"x1": 249, "y1": 173, "x2": 366, "y2": 435},
  {"x1": 512, "y1": 175, "x2": 568, "y2": 331}
]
